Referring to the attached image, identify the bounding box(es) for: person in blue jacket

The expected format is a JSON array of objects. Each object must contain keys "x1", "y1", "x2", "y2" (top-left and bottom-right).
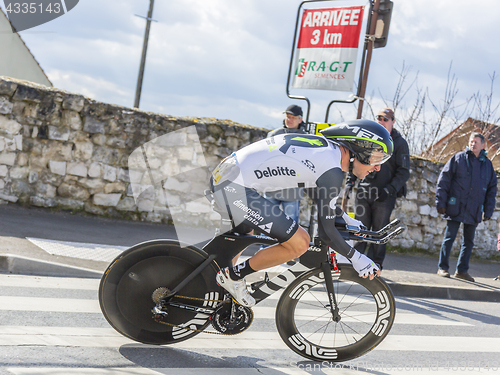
[{"x1": 436, "y1": 132, "x2": 497, "y2": 282}]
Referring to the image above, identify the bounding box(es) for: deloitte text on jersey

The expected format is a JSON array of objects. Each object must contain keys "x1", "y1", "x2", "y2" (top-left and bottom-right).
[
  {"x1": 292, "y1": 6, "x2": 365, "y2": 92},
  {"x1": 254, "y1": 166, "x2": 297, "y2": 179}
]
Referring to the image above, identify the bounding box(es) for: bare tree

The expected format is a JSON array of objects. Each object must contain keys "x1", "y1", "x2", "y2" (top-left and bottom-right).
[
  {"x1": 328, "y1": 62, "x2": 499, "y2": 160},
  {"x1": 471, "y1": 72, "x2": 500, "y2": 125}
]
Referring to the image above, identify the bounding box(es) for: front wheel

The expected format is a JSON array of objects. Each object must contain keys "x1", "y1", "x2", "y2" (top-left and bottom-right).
[{"x1": 276, "y1": 265, "x2": 396, "y2": 362}]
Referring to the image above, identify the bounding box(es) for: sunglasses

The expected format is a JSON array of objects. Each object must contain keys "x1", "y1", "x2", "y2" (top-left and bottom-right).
[{"x1": 376, "y1": 115, "x2": 392, "y2": 122}]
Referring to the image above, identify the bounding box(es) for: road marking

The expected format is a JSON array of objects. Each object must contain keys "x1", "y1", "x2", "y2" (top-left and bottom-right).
[
  {"x1": 6, "y1": 369, "x2": 162, "y2": 375},
  {"x1": 0, "y1": 293, "x2": 471, "y2": 326},
  {"x1": 5, "y1": 366, "x2": 498, "y2": 375},
  {"x1": 0, "y1": 326, "x2": 118, "y2": 336},
  {"x1": 5, "y1": 368, "x2": 293, "y2": 375},
  {"x1": 1, "y1": 327, "x2": 500, "y2": 352},
  {"x1": 377, "y1": 335, "x2": 500, "y2": 352},
  {"x1": 26, "y1": 237, "x2": 127, "y2": 262},
  {"x1": 0, "y1": 274, "x2": 99, "y2": 290},
  {"x1": 0, "y1": 273, "x2": 498, "y2": 374},
  {"x1": 0, "y1": 296, "x2": 101, "y2": 313},
  {"x1": 252, "y1": 306, "x2": 471, "y2": 325}
]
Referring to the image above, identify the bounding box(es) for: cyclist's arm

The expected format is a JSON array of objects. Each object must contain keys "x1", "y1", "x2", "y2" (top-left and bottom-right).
[{"x1": 313, "y1": 168, "x2": 356, "y2": 259}]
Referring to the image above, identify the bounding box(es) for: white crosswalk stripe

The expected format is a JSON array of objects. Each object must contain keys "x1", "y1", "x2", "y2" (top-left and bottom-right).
[
  {"x1": 1, "y1": 273, "x2": 499, "y2": 375},
  {"x1": 0, "y1": 293, "x2": 473, "y2": 326}
]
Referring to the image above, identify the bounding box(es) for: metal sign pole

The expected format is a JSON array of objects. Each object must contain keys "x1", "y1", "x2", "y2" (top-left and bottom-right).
[
  {"x1": 134, "y1": 0, "x2": 156, "y2": 109},
  {"x1": 356, "y1": 0, "x2": 381, "y2": 119}
]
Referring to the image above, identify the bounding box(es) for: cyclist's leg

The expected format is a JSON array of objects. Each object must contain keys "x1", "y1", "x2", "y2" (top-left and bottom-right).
[
  {"x1": 213, "y1": 182, "x2": 308, "y2": 263},
  {"x1": 248, "y1": 228, "x2": 309, "y2": 271},
  {"x1": 224, "y1": 187, "x2": 309, "y2": 271},
  {"x1": 258, "y1": 196, "x2": 281, "y2": 251},
  {"x1": 213, "y1": 183, "x2": 309, "y2": 305},
  {"x1": 230, "y1": 222, "x2": 254, "y2": 266}
]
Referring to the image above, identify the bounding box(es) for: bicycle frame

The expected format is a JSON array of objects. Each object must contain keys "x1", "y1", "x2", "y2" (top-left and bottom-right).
[
  {"x1": 164, "y1": 218, "x2": 404, "y2": 307},
  {"x1": 202, "y1": 230, "x2": 329, "y2": 304}
]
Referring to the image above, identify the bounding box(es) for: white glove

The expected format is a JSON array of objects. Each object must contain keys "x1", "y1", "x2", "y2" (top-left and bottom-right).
[
  {"x1": 350, "y1": 251, "x2": 379, "y2": 278},
  {"x1": 341, "y1": 212, "x2": 365, "y2": 230}
]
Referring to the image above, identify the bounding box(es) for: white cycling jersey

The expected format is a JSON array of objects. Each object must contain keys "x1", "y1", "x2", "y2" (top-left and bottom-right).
[
  {"x1": 212, "y1": 132, "x2": 359, "y2": 260},
  {"x1": 215, "y1": 133, "x2": 342, "y2": 196}
]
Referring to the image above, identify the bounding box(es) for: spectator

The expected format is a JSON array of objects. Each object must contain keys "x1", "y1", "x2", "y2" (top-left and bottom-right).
[
  {"x1": 264, "y1": 105, "x2": 308, "y2": 224},
  {"x1": 267, "y1": 104, "x2": 308, "y2": 137},
  {"x1": 344, "y1": 108, "x2": 410, "y2": 272},
  {"x1": 436, "y1": 132, "x2": 497, "y2": 282}
]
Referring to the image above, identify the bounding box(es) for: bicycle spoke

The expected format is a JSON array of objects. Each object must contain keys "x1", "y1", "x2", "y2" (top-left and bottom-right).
[
  {"x1": 294, "y1": 306, "x2": 333, "y2": 330},
  {"x1": 304, "y1": 320, "x2": 333, "y2": 341},
  {"x1": 338, "y1": 320, "x2": 365, "y2": 342}
]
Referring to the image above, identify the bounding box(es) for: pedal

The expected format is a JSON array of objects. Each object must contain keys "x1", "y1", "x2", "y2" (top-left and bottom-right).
[{"x1": 250, "y1": 272, "x2": 269, "y2": 292}]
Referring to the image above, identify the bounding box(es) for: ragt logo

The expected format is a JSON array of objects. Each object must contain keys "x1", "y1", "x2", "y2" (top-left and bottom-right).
[
  {"x1": 296, "y1": 59, "x2": 353, "y2": 77},
  {"x1": 337, "y1": 124, "x2": 383, "y2": 142}
]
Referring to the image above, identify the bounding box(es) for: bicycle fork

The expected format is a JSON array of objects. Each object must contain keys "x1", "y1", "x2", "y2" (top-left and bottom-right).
[{"x1": 321, "y1": 261, "x2": 341, "y2": 322}]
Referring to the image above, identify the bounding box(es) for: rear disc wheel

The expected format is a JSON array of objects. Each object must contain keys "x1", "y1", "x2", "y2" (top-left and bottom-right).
[{"x1": 99, "y1": 240, "x2": 221, "y2": 345}]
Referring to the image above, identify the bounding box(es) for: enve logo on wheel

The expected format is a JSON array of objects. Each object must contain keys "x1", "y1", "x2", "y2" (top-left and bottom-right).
[{"x1": 3, "y1": 0, "x2": 80, "y2": 32}]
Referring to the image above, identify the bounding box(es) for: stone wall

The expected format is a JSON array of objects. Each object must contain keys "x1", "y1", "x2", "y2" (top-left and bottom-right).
[
  {"x1": 1, "y1": 76, "x2": 499, "y2": 259},
  {"x1": 0, "y1": 77, "x2": 267, "y2": 226}
]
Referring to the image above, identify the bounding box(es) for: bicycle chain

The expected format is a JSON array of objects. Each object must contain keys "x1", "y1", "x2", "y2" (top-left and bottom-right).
[{"x1": 153, "y1": 293, "x2": 245, "y2": 336}]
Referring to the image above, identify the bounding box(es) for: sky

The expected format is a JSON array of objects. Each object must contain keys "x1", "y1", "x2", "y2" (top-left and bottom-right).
[{"x1": 2, "y1": 0, "x2": 499, "y2": 133}]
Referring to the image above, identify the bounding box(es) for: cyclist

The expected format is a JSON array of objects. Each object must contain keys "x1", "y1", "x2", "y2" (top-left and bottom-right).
[{"x1": 212, "y1": 119, "x2": 393, "y2": 307}]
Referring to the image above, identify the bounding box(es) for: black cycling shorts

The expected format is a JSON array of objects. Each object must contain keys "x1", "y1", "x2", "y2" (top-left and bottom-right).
[{"x1": 212, "y1": 180, "x2": 299, "y2": 243}]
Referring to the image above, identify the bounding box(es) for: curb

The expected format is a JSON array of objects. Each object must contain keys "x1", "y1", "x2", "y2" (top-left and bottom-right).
[{"x1": 0, "y1": 254, "x2": 103, "y2": 279}]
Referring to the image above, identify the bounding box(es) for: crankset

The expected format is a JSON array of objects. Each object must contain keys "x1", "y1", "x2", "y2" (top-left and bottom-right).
[
  {"x1": 211, "y1": 300, "x2": 253, "y2": 335},
  {"x1": 150, "y1": 287, "x2": 253, "y2": 335}
]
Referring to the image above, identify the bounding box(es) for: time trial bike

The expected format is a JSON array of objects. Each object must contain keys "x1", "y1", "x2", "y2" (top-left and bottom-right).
[{"x1": 99, "y1": 190, "x2": 404, "y2": 362}]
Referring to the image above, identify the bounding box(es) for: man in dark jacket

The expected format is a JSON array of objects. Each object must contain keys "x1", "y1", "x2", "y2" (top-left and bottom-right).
[
  {"x1": 436, "y1": 132, "x2": 497, "y2": 282},
  {"x1": 345, "y1": 108, "x2": 410, "y2": 271},
  {"x1": 267, "y1": 104, "x2": 308, "y2": 138}
]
